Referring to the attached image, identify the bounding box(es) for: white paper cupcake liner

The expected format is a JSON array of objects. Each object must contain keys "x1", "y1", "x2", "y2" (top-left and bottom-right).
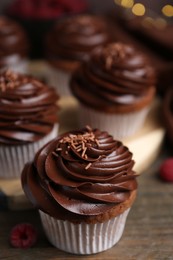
[
  {"x1": 39, "y1": 208, "x2": 130, "y2": 255},
  {"x1": 0, "y1": 124, "x2": 59, "y2": 179},
  {"x1": 46, "y1": 64, "x2": 72, "y2": 97},
  {"x1": 78, "y1": 104, "x2": 150, "y2": 140}
]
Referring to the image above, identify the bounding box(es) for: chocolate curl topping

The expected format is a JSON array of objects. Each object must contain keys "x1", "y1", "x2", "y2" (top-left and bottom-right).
[
  {"x1": 101, "y1": 43, "x2": 133, "y2": 70},
  {"x1": 0, "y1": 69, "x2": 45, "y2": 93},
  {"x1": 0, "y1": 70, "x2": 19, "y2": 92},
  {"x1": 53, "y1": 126, "x2": 100, "y2": 169},
  {"x1": 0, "y1": 70, "x2": 59, "y2": 145}
]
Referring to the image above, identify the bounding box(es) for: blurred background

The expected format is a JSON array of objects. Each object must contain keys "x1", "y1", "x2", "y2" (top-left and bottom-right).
[
  {"x1": 0, "y1": 0, "x2": 173, "y2": 94},
  {"x1": 0, "y1": 0, "x2": 115, "y2": 14}
]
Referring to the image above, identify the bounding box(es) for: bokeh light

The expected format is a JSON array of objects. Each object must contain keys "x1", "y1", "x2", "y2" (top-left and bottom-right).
[
  {"x1": 121, "y1": 0, "x2": 134, "y2": 8},
  {"x1": 132, "y1": 3, "x2": 146, "y2": 16},
  {"x1": 162, "y1": 5, "x2": 173, "y2": 17}
]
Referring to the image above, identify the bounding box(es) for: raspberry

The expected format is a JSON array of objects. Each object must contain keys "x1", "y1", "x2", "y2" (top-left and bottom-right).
[
  {"x1": 9, "y1": 223, "x2": 38, "y2": 248},
  {"x1": 160, "y1": 158, "x2": 173, "y2": 182}
]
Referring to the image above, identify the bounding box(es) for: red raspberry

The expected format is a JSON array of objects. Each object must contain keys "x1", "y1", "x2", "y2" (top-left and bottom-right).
[
  {"x1": 160, "y1": 158, "x2": 173, "y2": 182},
  {"x1": 9, "y1": 223, "x2": 38, "y2": 248}
]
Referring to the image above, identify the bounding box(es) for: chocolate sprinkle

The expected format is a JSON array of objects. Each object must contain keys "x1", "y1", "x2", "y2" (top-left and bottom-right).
[
  {"x1": 56, "y1": 127, "x2": 100, "y2": 169},
  {"x1": 103, "y1": 43, "x2": 127, "y2": 70},
  {"x1": 0, "y1": 70, "x2": 19, "y2": 92},
  {"x1": 0, "y1": 70, "x2": 43, "y2": 92},
  {"x1": 85, "y1": 162, "x2": 92, "y2": 170}
]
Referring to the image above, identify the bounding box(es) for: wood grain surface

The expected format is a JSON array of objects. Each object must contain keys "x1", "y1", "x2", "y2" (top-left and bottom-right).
[{"x1": 0, "y1": 148, "x2": 173, "y2": 260}]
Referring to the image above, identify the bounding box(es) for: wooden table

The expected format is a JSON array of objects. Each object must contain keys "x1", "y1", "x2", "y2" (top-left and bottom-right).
[{"x1": 0, "y1": 144, "x2": 173, "y2": 260}]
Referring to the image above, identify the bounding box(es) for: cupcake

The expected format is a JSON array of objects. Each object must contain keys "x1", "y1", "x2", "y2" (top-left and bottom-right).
[
  {"x1": 163, "y1": 87, "x2": 173, "y2": 146},
  {"x1": 0, "y1": 70, "x2": 59, "y2": 178},
  {"x1": 22, "y1": 126, "x2": 138, "y2": 254},
  {"x1": 6, "y1": 0, "x2": 88, "y2": 59},
  {"x1": 45, "y1": 14, "x2": 111, "y2": 96},
  {"x1": 0, "y1": 16, "x2": 29, "y2": 73},
  {"x1": 112, "y1": 7, "x2": 173, "y2": 96},
  {"x1": 70, "y1": 42, "x2": 156, "y2": 140}
]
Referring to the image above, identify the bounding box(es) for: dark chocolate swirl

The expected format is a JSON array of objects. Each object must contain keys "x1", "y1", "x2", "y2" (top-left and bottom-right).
[
  {"x1": 0, "y1": 16, "x2": 28, "y2": 67},
  {"x1": 22, "y1": 126, "x2": 137, "y2": 221},
  {"x1": 0, "y1": 70, "x2": 59, "y2": 145},
  {"x1": 70, "y1": 42, "x2": 156, "y2": 113},
  {"x1": 46, "y1": 15, "x2": 111, "y2": 63}
]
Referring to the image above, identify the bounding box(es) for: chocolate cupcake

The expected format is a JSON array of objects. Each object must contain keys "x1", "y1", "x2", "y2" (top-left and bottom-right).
[
  {"x1": 45, "y1": 14, "x2": 111, "y2": 96},
  {"x1": 6, "y1": 0, "x2": 88, "y2": 59},
  {"x1": 0, "y1": 70, "x2": 59, "y2": 178},
  {"x1": 0, "y1": 16, "x2": 29, "y2": 73},
  {"x1": 70, "y1": 42, "x2": 156, "y2": 139},
  {"x1": 122, "y1": 16, "x2": 173, "y2": 96},
  {"x1": 22, "y1": 126, "x2": 138, "y2": 254}
]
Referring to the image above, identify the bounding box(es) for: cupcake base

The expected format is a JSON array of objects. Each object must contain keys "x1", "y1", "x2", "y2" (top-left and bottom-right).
[
  {"x1": 78, "y1": 104, "x2": 150, "y2": 140},
  {"x1": 46, "y1": 64, "x2": 72, "y2": 97},
  {"x1": 39, "y1": 208, "x2": 130, "y2": 255},
  {"x1": 0, "y1": 124, "x2": 58, "y2": 179}
]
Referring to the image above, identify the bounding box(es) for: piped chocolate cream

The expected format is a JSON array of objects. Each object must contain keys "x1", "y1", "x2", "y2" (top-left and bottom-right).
[
  {"x1": 70, "y1": 42, "x2": 156, "y2": 113},
  {"x1": 22, "y1": 126, "x2": 138, "y2": 223},
  {"x1": 46, "y1": 15, "x2": 111, "y2": 68},
  {"x1": 0, "y1": 70, "x2": 59, "y2": 145},
  {"x1": 0, "y1": 16, "x2": 28, "y2": 68}
]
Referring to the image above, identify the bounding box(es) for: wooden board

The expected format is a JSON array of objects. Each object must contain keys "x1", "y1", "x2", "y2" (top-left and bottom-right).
[{"x1": 0, "y1": 97, "x2": 165, "y2": 210}]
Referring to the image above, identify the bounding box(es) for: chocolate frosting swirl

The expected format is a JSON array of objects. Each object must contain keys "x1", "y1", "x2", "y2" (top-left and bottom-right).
[
  {"x1": 0, "y1": 70, "x2": 59, "y2": 145},
  {"x1": 0, "y1": 16, "x2": 28, "y2": 67},
  {"x1": 70, "y1": 42, "x2": 156, "y2": 113},
  {"x1": 22, "y1": 126, "x2": 137, "y2": 221},
  {"x1": 46, "y1": 15, "x2": 111, "y2": 64}
]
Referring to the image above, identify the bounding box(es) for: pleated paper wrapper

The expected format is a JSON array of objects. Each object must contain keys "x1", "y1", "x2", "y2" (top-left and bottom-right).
[
  {"x1": 0, "y1": 124, "x2": 59, "y2": 178},
  {"x1": 39, "y1": 208, "x2": 130, "y2": 255},
  {"x1": 46, "y1": 64, "x2": 72, "y2": 97},
  {"x1": 79, "y1": 104, "x2": 149, "y2": 140}
]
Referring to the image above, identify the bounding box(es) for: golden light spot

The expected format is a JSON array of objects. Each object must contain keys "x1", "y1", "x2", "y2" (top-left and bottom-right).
[
  {"x1": 162, "y1": 5, "x2": 173, "y2": 17},
  {"x1": 132, "y1": 3, "x2": 146, "y2": 16},
  {"x1": 114, "y1": 0, "x2": 134, "y2": 8},
  {"x1": 121, "y1": 0, "x2": 134, "y2": 8}
]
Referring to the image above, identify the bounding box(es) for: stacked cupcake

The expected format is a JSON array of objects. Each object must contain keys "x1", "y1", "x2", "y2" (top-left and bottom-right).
[
  {"x1": 0, "y1": 70, "x2": 59, "y2": 178},
  {"x1": 45, "y1": 14, "x2": 111, "y2": 96}
]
